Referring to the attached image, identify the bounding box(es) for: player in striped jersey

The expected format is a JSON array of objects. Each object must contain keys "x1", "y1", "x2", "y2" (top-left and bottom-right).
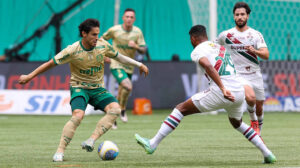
[
  {"x1": 216, "y1": 2, "x2": 269, "y2": 135},
  {"x1": 135, "y1": 25, "x2": 276, "y2": 164}
]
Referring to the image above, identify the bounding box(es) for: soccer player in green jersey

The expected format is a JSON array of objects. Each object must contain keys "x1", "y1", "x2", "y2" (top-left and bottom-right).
[
  {"x1": 18, "y1": 18, "x2": 148, "y2": 162},
  {"x1": 102, "y1": 8, "x2": 146, "y2": 128}
]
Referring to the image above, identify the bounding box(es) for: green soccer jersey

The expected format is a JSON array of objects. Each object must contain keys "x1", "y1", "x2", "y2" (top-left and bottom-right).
[
  {"x1": 52, "y1": 39, "x2": 118, "y2": 89},
  {"x1": 102, "y1": 24, "x2": 146, "y2": 74}
]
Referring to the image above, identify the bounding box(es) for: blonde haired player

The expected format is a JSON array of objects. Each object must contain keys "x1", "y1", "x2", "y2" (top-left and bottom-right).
[
  {"x1": 216, "y1": 2, "x2": 269, "y2": 135},
  {"x1": 18, "y1": 19, "x2": 148, "y2": 162},
  {"x1": 102, "y1": 8, "x2": 146, "y2": 128}
]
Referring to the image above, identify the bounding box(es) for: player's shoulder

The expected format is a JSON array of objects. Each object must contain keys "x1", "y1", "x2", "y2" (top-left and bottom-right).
[
  {"x1": 194, "y1": 41, "x2": 216, "y2": 53},
  {"x1": 107, "y1": 25, "x2": 121, "y2": 32},
  {"x1": 132, "y1": 26, "x2": 143, "y2": 33},
  {"x1": 66, "y1": 41, "x2": 81, "y2": 51},
  {"x1": 111, "y1": 24, "x2": 121, "y2": 29},
  {"x1": 219, "y1": 27, "x2": 235, "y2": 36},
  {"x1": 248, "y1": 27, "x2": 264, "y2": 36},
  {"x1": 199, "y1": 41, "x2": 217, "y2": 48},
  {"x1": 69, "y1": 41, "x2": 80, "y2": 47},
  {"x1": 97, "y1": 38, "x2": 110, "y2": 46},
  {"x1": 247, "y1": 27, "x2": 266, "y2": 42}
]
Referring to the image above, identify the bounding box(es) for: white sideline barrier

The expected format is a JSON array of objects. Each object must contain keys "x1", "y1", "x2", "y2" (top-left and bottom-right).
[{"x1": 0, "y1": 90, "x2": 104, "y2": 115}]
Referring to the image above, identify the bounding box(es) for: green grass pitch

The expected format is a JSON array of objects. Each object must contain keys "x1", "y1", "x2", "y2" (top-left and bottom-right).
[{"x1": 0, "y1": 111, "x2": 299, "y2": 168}]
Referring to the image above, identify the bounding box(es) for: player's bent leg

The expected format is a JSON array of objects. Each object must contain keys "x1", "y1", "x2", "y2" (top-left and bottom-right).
[
  {"x1": 112, "y1": 86, "x2": 123, "y2": 130},
  {"x1": 229, "y1": 117, "x2": 276, "y2": 163},
  {"x1": 244, "y1": 85, "x2": 260, "y2": 134},
  {"x1": 82, "y1": 102, "x2": 121, "y2": 152},
  {"x1": 56, "y1": 110, "x2": 84, "y2": 153},
  {"x1": 53, "y1": 95, "x2": 87, "y2": 161},
  {"x1": 244, "y1": 85, "x2": 256, "y2": 107},
  {"x1": 117, "y1": 85, "x2": 123, "y2": 101},
  {"x1": 135, "y1": 99, "x2": 200, "y2": 154},
  {"x1": 119, "y1": 78, "x2": 132, "y2": 122},
  {"x1": 256, "y1": 100, "x2": 264, "y2": 134},
  {"x1": 54, "y1": 109, "x2": 84, "y2": 161},
  {"x1": 175, "y1": 98, "x2": 201, "y2": 116}
]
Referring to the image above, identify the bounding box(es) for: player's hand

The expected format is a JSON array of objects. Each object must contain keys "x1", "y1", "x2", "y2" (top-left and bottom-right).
[
  {"x1": 18, "y1": 75, "x2": 31, "y2": 84},
  {"x1": 221, "y1": 88, "x2": 235, "y2": 102},
  {"x1": 104, "y1": 56, "x2": 111, "y2": 63},
  {"x1": 128, "y1": 40, "x2": 137, "y2": 49},
  {"x1": 245, "y1": 45, "x2": 256, "y2": 54},
  {"x1": 139, "y1": 64, "x2": 149, "y2": 77}
]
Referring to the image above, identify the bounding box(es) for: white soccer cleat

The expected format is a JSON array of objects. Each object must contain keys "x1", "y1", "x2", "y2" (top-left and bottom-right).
[
  {"x1": 120, "y1": 110, "x2": 128, "y2": 123},
  {"x1": 81, "y1": 138, "x2": 95, "y2": 152},
  {"x1": 53, "y1": 152, "x2": 64, "y2": 162}
]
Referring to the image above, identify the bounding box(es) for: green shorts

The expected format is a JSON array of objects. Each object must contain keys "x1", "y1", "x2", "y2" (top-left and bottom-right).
[
  {"x1": 70, "y1": 86, "x2": 118, "y2": 111},
  {"x1": 110, "y1": 68, "x2": 132, "y2": 84}
]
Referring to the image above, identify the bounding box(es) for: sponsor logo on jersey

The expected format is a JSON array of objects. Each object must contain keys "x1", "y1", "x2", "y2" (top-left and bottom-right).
[
  {"x1": 79, "y1": 66, "x2": 102, "y2": 76},
  {"x1": 225, "y1": 33, "x2": 259, "y2": 65}
]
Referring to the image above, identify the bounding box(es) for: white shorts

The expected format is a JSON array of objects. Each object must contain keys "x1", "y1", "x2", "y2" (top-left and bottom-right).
[
  {"x1": 237, "y1": 72, "x2": 265, "y2": 101},
  {"x1": 191, "y1": 88, "x2": 245, "y2": 120}
]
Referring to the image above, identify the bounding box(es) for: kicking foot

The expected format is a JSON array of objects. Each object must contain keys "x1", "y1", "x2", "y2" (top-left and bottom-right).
[
  {"x1": 135, "y1": 133, "x2": 156, "y2": 154},
  {"x1": 120, "y1": 110, "x2": 128, "y2": 123},
  {"x1": 53, "y1": 152, "x2": 64, "y2": 162},
  {"x1": 251, "y1": 120, "x2": 260, "y2": 135},
  {"x1": 264, "y1": 153, "x2": 277, "y2": 164},
  {"x1": 81, "y1": 138, "x2": 95, "y2": 152}
]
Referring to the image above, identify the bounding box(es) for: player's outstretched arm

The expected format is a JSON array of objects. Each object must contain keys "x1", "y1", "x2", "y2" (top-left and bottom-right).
[
  {"x1": 198, "y1": 57, "x2": 235, "y2": 102},
  {"x1": 18, "y1": 59, "x2": 56, "y2": 84},
  {"x1": 113, "y1": 53, "x2": 148, "y2": 77}
]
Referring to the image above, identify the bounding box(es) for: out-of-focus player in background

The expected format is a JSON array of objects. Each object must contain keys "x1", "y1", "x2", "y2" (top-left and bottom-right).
[
  {"x1": 216, "y1": 2, "x2": 269, "y2": 135},
  {"x1": 18, "y1": 18, "x2": 148, "y2": 162},
  {"x1": 102, "y1": 8, "x2": 146, "y2": 129}
]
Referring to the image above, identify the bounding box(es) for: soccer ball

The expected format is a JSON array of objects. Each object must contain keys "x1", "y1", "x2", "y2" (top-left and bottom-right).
[{"x1": 98, "y1": 140, "x2": 119, "y2": 160}]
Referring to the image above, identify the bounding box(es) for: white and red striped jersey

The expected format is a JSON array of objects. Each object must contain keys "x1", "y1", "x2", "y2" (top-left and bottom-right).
[
  {"x1": 216, "y1": 27, "x2": 267, "y2": 73},
  {"x1": 191, "y1": 41, "x2": 243, "y2": 91}
]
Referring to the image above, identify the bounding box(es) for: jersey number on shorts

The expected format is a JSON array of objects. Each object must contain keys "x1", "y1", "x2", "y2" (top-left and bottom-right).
[{"x1": 214, "y1": 46, "x2": 235, "y2": 76}]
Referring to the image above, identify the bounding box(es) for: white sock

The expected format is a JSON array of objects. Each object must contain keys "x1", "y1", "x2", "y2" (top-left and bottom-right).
[
  {"x1": 236, "y1": 122, "x2": 271, "y2": 157},
  {"x1": 257, "y1": 114, "x2": 264, "y2": 131},
  {"x1": 247, "y1": 104, "x2": 257, "y2": 121},
  {"x1": 150, "y1": 108, "x2": 183, "y2": 149}
]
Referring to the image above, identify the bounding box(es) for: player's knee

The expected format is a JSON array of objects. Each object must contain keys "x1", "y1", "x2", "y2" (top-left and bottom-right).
[
  {"x1": 70, "y1": 115, "x2": 82, "y2": 126},
  {"x1": 228, "y1": 117, "x2": 242, "y2": 129},
  {"x1": 245, "y1": 93, "x2": 256, "y2": 106},
  {"x1": 244, "y1": 86, "x2": 256, "y2": 104},
  {"x1": 122, "y1": 85, "x2": 132, "y2": 92},
  {"x1": 175, "y1": 103, "x2": 184, "y2": 112},
  {"x1": 120, "y1": 80, "x2": 132, "y2": 91},
  {"x1": 72, "y1": 109, "x2": 85, "y2": 120},
  {"x1": 107, "y1": 107, "x2": 121, "y2": 119},
  {"x1": 175, "y1": 103, "x2": 190, "y2": 116}
]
